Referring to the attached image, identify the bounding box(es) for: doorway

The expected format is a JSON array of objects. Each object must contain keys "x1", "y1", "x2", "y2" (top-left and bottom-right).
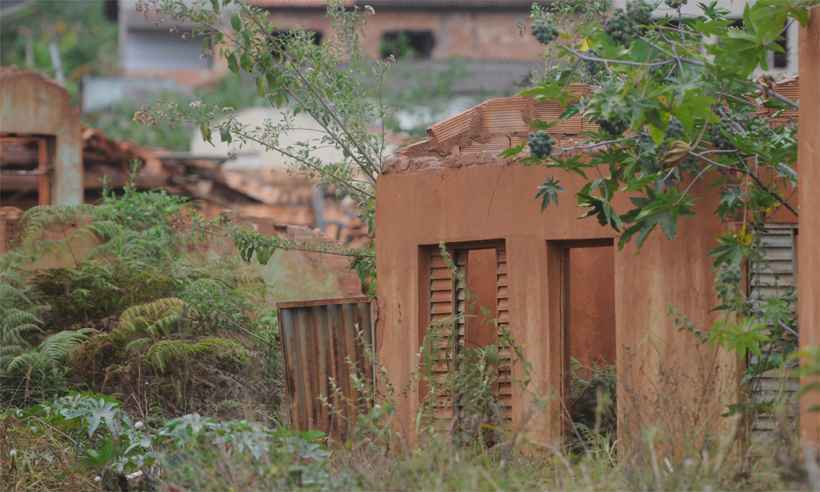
[{"x1": 548, "y1": 239, "x2": 616, "y2": 449}]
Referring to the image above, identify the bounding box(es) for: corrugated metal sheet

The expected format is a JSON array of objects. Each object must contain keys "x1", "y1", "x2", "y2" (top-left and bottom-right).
[
  {"x1": 277, "y1": 296, "x2": 375, "y2": 441},
  {"x1": 749, "y1": 224, "x2": 798, "y2": 443}
]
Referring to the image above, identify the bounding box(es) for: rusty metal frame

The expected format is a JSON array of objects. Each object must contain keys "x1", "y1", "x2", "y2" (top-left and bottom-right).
[{"x1": 0, "y1": 134, "x2": 52, "y2": 205}]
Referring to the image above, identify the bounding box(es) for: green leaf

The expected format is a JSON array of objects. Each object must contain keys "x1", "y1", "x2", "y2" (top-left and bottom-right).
[
  {"x1": 209, "y1": 0, "x2": 220, "y2": 13},
  {"x1": 200, "y1": 124, "x2": 213, "y2": 145},
  {"x1": 256, "y1": 76, "x2": 266, "y2": 97},
  {"x1": 545, "y1": 155, "x2": 590, "y2": 179},
  {"x1": 710, "y1": 233, "x2": 751, "y2": 268},
  {"x1": 240, "y1": 52, "x2": 253, "y2": 72},
  {"x1": 520, "y1": 81, "x2": 572, "y2": 105},
  {"x1": 231, "y1": 13, "x2": 242, "y2": 32},
  {"x1": 648, "y1": 124, "x2": 665, "y2": 145},
  {"x1": 500, "y1": 144, "x2": 525, "y2": 158},
  {"x1": 530, "y1": 119, "x2": 555, "y2": 131},
  {"x1": 85, "y1": 437, "x2": 115, "y2": 466},
  {"x1": 675, "y1": 91, "x2": 718, "y2": 134},
  {"x1": 227, "y1": 53, "x2": 239, "y2": 74},
  {"x1": 536, "y1": 177, "x2": 563, "y2": 210},
  {"x1": 219, "y1": 126, "x2": 232, "y2": 144}
]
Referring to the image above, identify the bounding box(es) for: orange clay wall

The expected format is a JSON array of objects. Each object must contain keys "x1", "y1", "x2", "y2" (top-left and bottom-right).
[
  {"x1": 799, "y1": 8, "x2": 820, "y2": 446},
  {"x1": 375, "y1": 163, "x2": 741, "y2": 453}
]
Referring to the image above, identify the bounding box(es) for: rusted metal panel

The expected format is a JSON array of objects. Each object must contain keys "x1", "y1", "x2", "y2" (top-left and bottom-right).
[
  {"x1": 1, "y1": 136, "x2": 52, "y2": 206},
  {"x1": 277, "y1": 296, "x2": 374, "y2": 441},
  {"x1": 0, "y1": 207, "x2": 23, "y2": 254}
]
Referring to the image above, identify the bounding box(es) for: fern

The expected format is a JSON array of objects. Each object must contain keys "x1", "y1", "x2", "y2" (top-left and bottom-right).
[
  {"x1": 0, "y1": 272, "x2": 46, "y2": 370},
  {"x1": 146, "y1": 337, "x2": 250, "y2": 373},
  {"x1": 124, "y1": 337, "x2": 153, "y2": 354},
  {"x1": 4, "y1": 328, "x2": 96, "y2": 402},
  {"x1": 18, "y1": 204, "x2": 94, "y2": 245},
  {"x1": 112, "y1": 298, "x2": 186, "y2": 345},
  {"x1": 6, "y1": 328, "x2": 96, "y2": 373},
  {"x1": 1, "y1": 309, "x2": 44, "y2": 344}
]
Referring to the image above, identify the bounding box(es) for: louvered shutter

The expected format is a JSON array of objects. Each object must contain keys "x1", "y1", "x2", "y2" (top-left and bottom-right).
[
  {"x1": 428, "y1": 248, "x2": 457, "y2": 428},
  {"x1": 426, "y1": 244, "x2": 512, "y2": 429},
  {"x1": 749, "y1": 225, "x2": 798, "y2": 442},
  {"x1": 495, "y1": 246, "x2": 513, "y2": 423}
]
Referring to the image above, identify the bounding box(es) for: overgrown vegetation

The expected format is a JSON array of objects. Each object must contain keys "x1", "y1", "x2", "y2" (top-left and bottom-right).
[
  {"x1": 2, "y1": 0, "x2": 817, "y2": 490},
  {"x1": 517, "y1": 0, "x2": 810, "y2": 433},
  {"x1": 0, "y1": 181, "x2": 282, "y2": 421},
  {"x1": 1, "y1": 186, "x2": 802, "y2": 491}
]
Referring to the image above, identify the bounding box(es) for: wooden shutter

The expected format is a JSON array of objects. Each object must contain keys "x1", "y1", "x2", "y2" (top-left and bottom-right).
[
  {"x1": 495, "y1": 246, "x2": 513, "y2": 423},
  {"x1": 428, "y1": 248, "x2": 458, "y2": 427},
  {"x1": 425, "y1": 244, "x2": 512, "y2": 428},
  {"x1": 750, "y1": 225, "x2": 796, "y2": 304},
  {"x1": 749, "y1": 225, "x2": 798, "y2": 443}
]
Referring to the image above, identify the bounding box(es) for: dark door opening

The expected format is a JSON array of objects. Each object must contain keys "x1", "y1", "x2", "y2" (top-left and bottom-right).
[{"x1": 549, "y1": 239, "x2": 616, "y2": 450}]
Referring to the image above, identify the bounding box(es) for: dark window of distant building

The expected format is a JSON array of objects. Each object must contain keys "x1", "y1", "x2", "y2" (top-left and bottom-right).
[
  {"x1": 380, "y1": 30, "x2": 435, "y2": 60},
  {"x1": 271, "y1": 30, "x2": 323, "y2": 47},
  {"x1": 269, "y1": 30, "x2": 323, "y2": 58},
  {"x1": 729, "y1": 18, "x2": 789, "y2": 70},
  {"x1": 773, "y1": 24, "x2": 789, "y2": 69},
  {"x1": 103, "y1": 0, "x2": 118, "y2": 22}
]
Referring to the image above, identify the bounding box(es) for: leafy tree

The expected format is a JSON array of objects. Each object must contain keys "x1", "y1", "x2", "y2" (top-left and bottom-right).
[
  {"x1": 521, "y1": 0, "x2": 809, "y2": 399},
  {"x1": 0, "y1": 0, "x2": 118, "y2": 96},
  {"x1": 139, "y1": 0, "x2": 388, "y2": 212}
]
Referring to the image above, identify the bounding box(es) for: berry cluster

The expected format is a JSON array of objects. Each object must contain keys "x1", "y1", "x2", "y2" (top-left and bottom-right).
[
  {"x1": 708, "y1": 124, "x2": 733, "y2": 150},
  {"x1": 596, "y1": 117, "x2": 629, "y2": 137},
  {"x1": 664, "y1": 0, "x2": 688, "y2": 9},
  {"x1": 665, "y1": 118, "x2": 684, "y2": 139},
  {"x1": 604, "y1": 0, "x2": 654, "y2": 46},
  {"x1": 528, "y1": 131, "x2": 555, "y2": 158},
  {"x1": 531, "y1": 17, "x2": 559, "y2": 45}
]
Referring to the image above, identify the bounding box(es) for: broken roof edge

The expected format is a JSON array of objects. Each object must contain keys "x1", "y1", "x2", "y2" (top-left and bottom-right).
[
  {"x1": 385, "y1": 77, "x2": 801, "y2": 175},
  {"x1": 384, "y1": 84, "x2": 593, "y2": 175}
]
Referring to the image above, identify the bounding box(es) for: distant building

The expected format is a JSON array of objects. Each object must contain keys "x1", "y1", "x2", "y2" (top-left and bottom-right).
[
  {"x1": 117, "y1": 0, "x2": 229, "y2": 86},
  {"x1": 251, "y1": 0, "x2": 541, "y2": 94},
  {"x1": 253, "y1": 0, "x2": 539, "y2": 62},
  {"x1": 115, "y1": 0, "x2": 797, "y2": 95},
  {"x1": 115, "y1": 0, "x2": 541, "y2": 94}
]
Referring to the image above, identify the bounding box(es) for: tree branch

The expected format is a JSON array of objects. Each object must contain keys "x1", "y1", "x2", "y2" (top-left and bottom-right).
[{"x1": 689, "y1": 151, "x2": 798, "y2": 217}]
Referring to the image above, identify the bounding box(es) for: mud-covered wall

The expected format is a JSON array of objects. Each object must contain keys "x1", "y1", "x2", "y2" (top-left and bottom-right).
[
  {"x1": 375, "y1": 163, "x2": 739, "y2": 451},
  {"x1": 799, "y1": 7, "x2": 820, "y2": 446}
]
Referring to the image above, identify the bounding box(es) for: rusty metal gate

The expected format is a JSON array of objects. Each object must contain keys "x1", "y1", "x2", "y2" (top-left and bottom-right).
[{"x1": 277, "y1": 296, "x2": 375, "y2": 441}]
